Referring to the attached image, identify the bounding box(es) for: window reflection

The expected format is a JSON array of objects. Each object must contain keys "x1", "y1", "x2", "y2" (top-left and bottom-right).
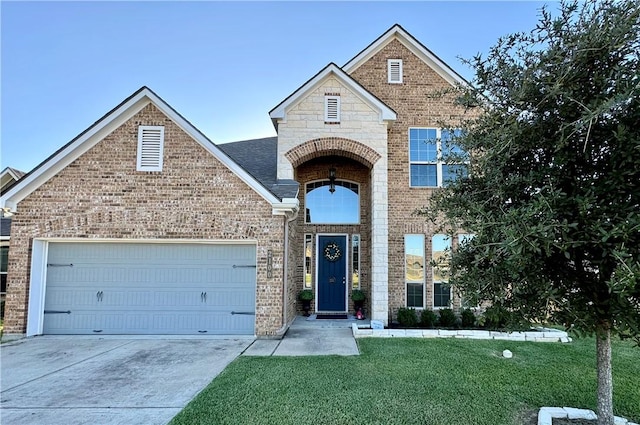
[
  {"x1": 304, "y1": 234, "x2": 312, "y2": 289},
  {"x1": 352, "y1": 235, "x2": 360, "y2": 290},
  {"x1": 305, "y1": 181, "x2": 359, "y2": 224},
  {"x1": 405, "y1": 234, "x2": 425, "y2": 308},
  {"x1": 432, "y1": 234, "x2": 452, "y2": 308}
]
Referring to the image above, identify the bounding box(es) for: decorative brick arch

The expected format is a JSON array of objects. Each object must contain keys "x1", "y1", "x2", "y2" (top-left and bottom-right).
[{"x1": 285, "y1": 137, "x2": 382, "y2": 169}]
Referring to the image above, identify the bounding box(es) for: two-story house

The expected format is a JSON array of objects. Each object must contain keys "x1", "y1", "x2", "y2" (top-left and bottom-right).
[{"x1": 1, "y1": 24, "x2": 475, "y2": 338}]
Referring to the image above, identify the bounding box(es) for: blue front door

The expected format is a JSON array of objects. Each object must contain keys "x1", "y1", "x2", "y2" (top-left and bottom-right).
[{"x1": 317, "y1": 235, "x2": 347, "y2": 312}]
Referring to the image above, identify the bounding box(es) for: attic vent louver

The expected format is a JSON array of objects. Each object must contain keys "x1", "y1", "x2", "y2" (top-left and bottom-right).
[
  {"x1": 324, "y1": 95, "x2": 340, "y2": 123},
  {"x1": 388, "y1": 59, "x2": 403, "y2": 84},
  {"x1": 137, "y1": 126, "x2": 164, "y2": 171}
]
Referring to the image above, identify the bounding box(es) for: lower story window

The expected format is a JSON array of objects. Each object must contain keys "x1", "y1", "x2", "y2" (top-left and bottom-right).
[
  {"x1": 352, "y1": 235, "x2": 360, "y2": 290},
  {"x1": 0, "y1": 243, "x2": 8, "y2": 296},
  {"x1": 304, "y1": 234, "x2": 312, "y2": 289},
  {"x1": 407, "y1": 282, "x2": 424, "y2": 308},
  {"x1": 432, "y1": 234, "x2": 451, "y2": 308},
  {"x1": 405, "y1": 234, "x2": 425, "y2": 308},
  {"x1": 433, "y1": 282, "x2": 451, "y2": 308}
]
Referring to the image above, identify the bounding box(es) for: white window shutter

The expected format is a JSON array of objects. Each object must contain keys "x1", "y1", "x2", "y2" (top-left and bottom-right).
[
  {"x1": 388, "y1": 59, "x2": 403, "y2": 83},
  {"x1": 137, "y1": 126, "x2": 164, "y2": 171},
  {"x1": 324, "y1": 96, "x2": 340, "y2": 122}
]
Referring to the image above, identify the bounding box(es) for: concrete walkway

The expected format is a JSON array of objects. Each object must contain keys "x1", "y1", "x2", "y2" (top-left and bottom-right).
[{"x1": 243, "y1": 315, "x2": 364, "y2": 356}]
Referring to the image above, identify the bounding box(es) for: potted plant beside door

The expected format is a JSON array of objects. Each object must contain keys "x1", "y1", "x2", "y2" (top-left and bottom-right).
[
  {"x1": 298, "y1": 289, "x2": 314, "y2": 317},
  {"x1": 351, "y1": 289, "x2": 366, "y2": 319}
]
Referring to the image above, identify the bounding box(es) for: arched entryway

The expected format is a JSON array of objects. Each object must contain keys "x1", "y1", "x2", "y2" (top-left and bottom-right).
[{"x1": 292, "y1": 151, "x2": 373, "y2": 316}]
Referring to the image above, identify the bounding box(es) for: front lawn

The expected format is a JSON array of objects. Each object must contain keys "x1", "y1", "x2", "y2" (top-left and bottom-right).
[{"x1": 170, "y1": 337, "x2": 639, "y2": 425}]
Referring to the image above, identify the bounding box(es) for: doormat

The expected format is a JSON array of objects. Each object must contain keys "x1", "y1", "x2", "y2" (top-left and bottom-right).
[{"x1": 316, "y1": 314, "x2": 348, "y2": 320}]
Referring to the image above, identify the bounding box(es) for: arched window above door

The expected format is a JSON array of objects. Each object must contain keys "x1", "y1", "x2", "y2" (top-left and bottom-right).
[{"x1": 305, "y1": 180, "x2": 359, "y2": 224}]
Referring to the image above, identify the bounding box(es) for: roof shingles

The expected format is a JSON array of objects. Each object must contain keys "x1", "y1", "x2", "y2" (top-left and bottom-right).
[{"x1": 217, "y1": 137, "x2": 298, "y2": 200}]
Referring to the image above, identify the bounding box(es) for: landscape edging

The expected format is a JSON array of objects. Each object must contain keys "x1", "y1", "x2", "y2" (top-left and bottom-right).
[
  {"x1": 536, "y1": 406, "x2": 637, "y2": 425},
  {"x1": 351, "y1": 324, "x2": 572, "y2": 343}
]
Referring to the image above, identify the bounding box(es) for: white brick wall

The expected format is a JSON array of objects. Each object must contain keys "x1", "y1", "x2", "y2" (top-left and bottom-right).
[
  {"x1": 276, "y1": 77, "x2": 389, "y2": 180},
  {"x1": 275, "y1": 75, "x2": 390, "y2": 323}
]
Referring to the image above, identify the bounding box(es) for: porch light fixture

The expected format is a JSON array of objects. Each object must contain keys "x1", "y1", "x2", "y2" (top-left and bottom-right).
[{"x1": 328, "y1": 167, "x2": 336, "y2": 194}]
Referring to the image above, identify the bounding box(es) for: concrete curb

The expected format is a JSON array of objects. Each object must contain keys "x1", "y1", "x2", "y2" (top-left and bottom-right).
[
  {"x1": 351, "y1": 324, "x2": 572, "y2": 343},
  {"x1": 537, "y1": 407, "x2": 638, "y2": 425}
]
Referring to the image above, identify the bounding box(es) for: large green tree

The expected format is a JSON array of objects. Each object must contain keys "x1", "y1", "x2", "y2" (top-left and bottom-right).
[{"x1": 423, "y1": 2, "x2": 640, "y2": 424}]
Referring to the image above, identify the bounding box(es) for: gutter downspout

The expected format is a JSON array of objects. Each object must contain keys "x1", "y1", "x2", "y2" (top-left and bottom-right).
[
  {"x1": 277, "y1": 208, "x2": 299, "y2": 336},
  {"x1": 268, "y1": 197, "x2": 299, "y2": 339}
]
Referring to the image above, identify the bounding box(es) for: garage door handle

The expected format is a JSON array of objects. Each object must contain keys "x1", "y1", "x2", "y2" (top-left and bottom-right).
[
  {"x1": 47, "y1": 263, "x2": 74, "y2": 267},
  {"x1": 44, "y1": 310, "x2": 71, "y2": 314},
  {"x1": 231, "y1": 311, "x2": 255, "y2": 315},
  {"x1": 233, "y1": 265, "x2": 257, "y2": 268}
]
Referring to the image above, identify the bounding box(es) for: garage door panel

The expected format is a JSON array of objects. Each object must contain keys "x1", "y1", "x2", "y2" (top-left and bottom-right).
[
  {"x1": 205, "y1": 289, "x2": 255, "y2": 308},
  {"x1": 44, "y1": 243, "x2": 256, "y2": 335},
  {"x1": 45, "y1": 311, "x2": 255, "y2": 335},
  {"x1": 45, "y1": 287, "x2": 97, "y2": 308}
]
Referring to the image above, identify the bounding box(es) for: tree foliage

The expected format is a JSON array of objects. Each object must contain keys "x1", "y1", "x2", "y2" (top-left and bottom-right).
[
  {"x1": 424, "y1": 0, "x2": 640, "y2": 341},
  {"x1": 421, "y1": 2, "x2": 639, "y2": 422}
]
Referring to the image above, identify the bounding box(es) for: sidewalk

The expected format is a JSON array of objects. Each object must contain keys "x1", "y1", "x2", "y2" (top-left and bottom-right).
[{"x1": 243, "y1": 315, "x2": 365, "y2": 356}]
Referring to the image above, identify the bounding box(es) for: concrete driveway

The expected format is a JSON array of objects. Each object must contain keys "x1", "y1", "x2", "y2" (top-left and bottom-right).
[{"x1": 0, "y1": 336, "x2": 252, "y2": 425}]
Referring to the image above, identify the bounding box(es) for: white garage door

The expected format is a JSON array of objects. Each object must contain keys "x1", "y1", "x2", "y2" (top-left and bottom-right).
[{"x1": 43, "y1": 242, "x2": 256, "y2": 335}]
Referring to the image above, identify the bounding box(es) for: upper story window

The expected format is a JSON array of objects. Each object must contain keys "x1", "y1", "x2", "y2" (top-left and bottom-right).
[
  {"x1": 388, "y1": 59, "x2": 403, "y2": 84},
  {"x1": 305, "y1": 180, "x2": 359, "y2": 224},
  {"x1": 137, "y1": 126, "x2": 165, "y2": 171},
  {"x1": 324, "y1": 95, "x2": 341, "y2": 123},
  {"x1": 409, "y1": 128, "x2": 468, "y2": 187}
]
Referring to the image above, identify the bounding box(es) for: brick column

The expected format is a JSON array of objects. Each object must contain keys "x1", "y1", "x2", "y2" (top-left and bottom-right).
[{"x1": 371, "y1": 157, "x2": 389, "y2": 324}]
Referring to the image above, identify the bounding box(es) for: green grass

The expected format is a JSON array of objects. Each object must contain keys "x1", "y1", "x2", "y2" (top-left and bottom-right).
[{"x1": 169, "y1": 337, "x2": 640, "y2": 425}]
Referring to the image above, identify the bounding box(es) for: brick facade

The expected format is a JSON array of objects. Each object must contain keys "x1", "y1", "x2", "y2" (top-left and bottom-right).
[
  {"x1": 3, "y1": 25, "x2": 479, "y2": 335},
  {"x1": 3, "y1": 103, "x2": 290, "y2": 336},
  {"x1": 349, "y1": 38, "x2": 477, "y2": 320},
  {"x1": 276, "y1": 76, "x2": 389, "y2": 181}
]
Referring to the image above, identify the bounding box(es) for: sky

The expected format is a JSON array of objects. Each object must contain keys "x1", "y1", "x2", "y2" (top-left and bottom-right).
[{"x1": 1, "y1": 1, "x2": 553, "y2": 174}]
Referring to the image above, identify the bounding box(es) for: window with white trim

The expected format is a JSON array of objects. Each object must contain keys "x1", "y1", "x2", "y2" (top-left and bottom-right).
[
  {"x1": 305, "y1": 180, "x2": 359, "y2": 224},
  {"x1": 324, "y1": 95, "x2": 340, "y2": 123},
  {"x1": 409, "y1": 128, "x2": 468, "y2": 187},
  {"x1": 137, "y1": 126, "x2": 165, "y2": 171},
  {"x1": 405, "y1": 234, "x2": 425, "y2": 308},
  {"x1": 388, "y1": 59, "x2": 403, "y2": 83},
  {"x1": 0, "y1": 242, "x2": 8, "y2": 297},
  {"x1": 432, "y1": 234, "x2": 452, "y2": 308},
  {"x1": 352, "y1": 235, "x2": 360, "y2": 290},
  {"x1": 304, "y1": 234, "x2": 313, "y2": 289}
]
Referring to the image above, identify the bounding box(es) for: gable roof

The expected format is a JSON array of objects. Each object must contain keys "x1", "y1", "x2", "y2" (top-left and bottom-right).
[
  {"x1": 0, "y1": 167, "x2": 26, "y2": 192},
  {"x1": 269, "y1": 62, "x2": 397, "y2": 130},
  {"x1": 217, "y1": 137, "x2": 298, "y2": 200},
  {"x1": 342, "y1": 24, "x2": 469, "y2": 87},
  {"x1": 0, "y1": 87, "x2": 298, "y2": 213},
  {"x1": 2, "y1": 167, "x2": 26, "y2": 181}
]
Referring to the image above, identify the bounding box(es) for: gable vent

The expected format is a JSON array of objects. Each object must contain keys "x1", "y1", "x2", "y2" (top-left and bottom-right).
[
  {"x1": 137, "y1": 126, "x2": 164, "y2": 171},
  {"x1": 388, "y1": 59, "x2": 403, "y2": 84},
  {"x1": 324, "y1": 95, "x2": 341, "y2": 123}
]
